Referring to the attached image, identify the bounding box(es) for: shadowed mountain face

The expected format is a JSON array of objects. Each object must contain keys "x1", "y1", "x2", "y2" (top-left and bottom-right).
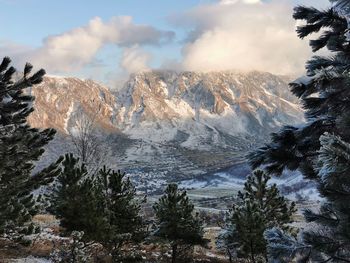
[{"x1": 29, "y1": 70, "x2": 304, "y2": 180}]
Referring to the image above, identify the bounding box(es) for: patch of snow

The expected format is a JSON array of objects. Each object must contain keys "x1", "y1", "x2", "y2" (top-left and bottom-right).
[
  {"x1": 279, "y1": 98, "x2": 302, "y2": 110},
  {"x1": 164, "y1": 98, "x2": 194, "y2": 118},
  {"x1": 159, "y1": 80, "x2": 169, "y2": 97},
  {"x1": 10, "y1": 257, "x2": 52, "y2": 263},
  {"x1": 64, "y1": 102, "x2": 74, "y2": 133}
]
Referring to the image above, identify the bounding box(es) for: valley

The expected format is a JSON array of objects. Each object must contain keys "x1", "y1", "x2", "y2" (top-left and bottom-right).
[
  {"x1": 30, "y1": 70, "x2": 304, "y2": 183},
  {"x1": 27, "y1": 70, "x2": 314, "y2": 212}
]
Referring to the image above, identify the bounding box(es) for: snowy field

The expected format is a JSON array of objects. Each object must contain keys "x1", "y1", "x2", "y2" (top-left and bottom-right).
[
  {"x1": 179, "y1": 164, "x2": 319, "y2": 202},
  {"x1": 10, "y1": 257, "x2": 51, "y2": 263}
]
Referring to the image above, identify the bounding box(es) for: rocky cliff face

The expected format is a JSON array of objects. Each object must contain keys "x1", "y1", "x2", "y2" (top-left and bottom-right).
[
  {"x1": 28, "y1": 70, "x2": 304, "y2": 180},
  {"x1": 28, "y1": 76, "x2": 117, "y2": 133},
  {"x1": 114, "y1": 71, "x2": 303, "y2": 150}
]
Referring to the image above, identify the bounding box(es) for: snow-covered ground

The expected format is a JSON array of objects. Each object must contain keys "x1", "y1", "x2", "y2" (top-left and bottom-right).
[
  {"x1": 180, "y1": 172, "x2": 246, "y2": 189},
  {"x1": 10, "y1": 257, "x2": 51, "y2": 263},
  {"x1": 179, "y1": 168, "x2": 320, "y2": 201}
]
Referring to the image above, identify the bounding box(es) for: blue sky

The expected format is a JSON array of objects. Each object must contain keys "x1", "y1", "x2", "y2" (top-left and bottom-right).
[
  {"x1": 1, "y1": 0, "x2": 201, "y2": 45},
  {"x1": 0, "y1": 0, "x2": 329, "y2": 86}
]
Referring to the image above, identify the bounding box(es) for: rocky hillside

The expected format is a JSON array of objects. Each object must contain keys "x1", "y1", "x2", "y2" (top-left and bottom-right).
[
  {"x1": 29, "y1": 71, "x2": 304, "y2": 182},
  {"x1": 28, "y1": 76, "x2": 117, "y2": 133},
  {"x1": 115, "y1": 71, "x2": 302, "y2": 149}
]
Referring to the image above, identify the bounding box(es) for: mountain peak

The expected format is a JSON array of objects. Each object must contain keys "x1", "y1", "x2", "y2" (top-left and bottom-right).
[
  {"x1": 28, "y1": 70, "x2": 304, "y2": 177},
  {"x1": 29, "y1": 71, "x2": 303, "y2": 141}
]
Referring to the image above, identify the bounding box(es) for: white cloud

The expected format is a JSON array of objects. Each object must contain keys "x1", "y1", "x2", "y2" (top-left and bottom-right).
[
  {"x1": 243, "y1": 0, "x2": 261, "y2": 3},
  {"x1": 5, "y1": 16, "x2": 174, "y2": 73},
  {"x1": 120, "y1": 45, "x2": 152, "y2": 74},
  {"x1": 220, "y1": 0, "x2": 261, "y2": 5},
  {"x1": 2, "y1": 0, "x2": 331, "y2": 79},
  {"x1": 172, "y1": 0, "x2": 329, "y2": 75}
]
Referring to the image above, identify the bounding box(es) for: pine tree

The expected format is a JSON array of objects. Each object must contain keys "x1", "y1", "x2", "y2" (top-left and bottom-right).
[
  {"x1": 0, "y1": 57, "x2": 61, "y2": 243},
  {"x1": 96, "y1": 167, "x2": 146, "y2": 262},
  {"x1": 49, "y1": 158, "x2": 145, "y2": 262},
  {"x1": 48, "y1": 153, "x2": 104, "y2": 239},
  {"x1": 221, "y1": 170, "x2": 296, "y2": 263},
  {"x1": 265, "y1": 134, "x2": 350, "y2": 262},
  {"x1": 249, "y1": 0, "x2": 350, "y2": 261},
  {"x1": 153, "y1": 183, "x2": 208, "y2": 263},
  {"x1": 303, "y1": 132, "x2": 350, "y2": 261}
]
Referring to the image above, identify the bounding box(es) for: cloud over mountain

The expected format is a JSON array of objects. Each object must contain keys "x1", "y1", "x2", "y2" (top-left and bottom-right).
[
  {"x1": 120, "y1": 45, "x2": 152, "y2": 74},
  {"x1": 171, "y1": 0, "x2": 319, "y2": 75},
  {"x1": 5, "y1": 16, "x2": 174, "y2": 73},
  {"x1": 1, "y1": 0, "x2": 331, "y2": 80}
]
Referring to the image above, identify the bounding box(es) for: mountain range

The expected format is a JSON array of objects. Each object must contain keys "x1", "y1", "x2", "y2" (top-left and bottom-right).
[{"x1": 28, "y1": 70, "x2": 304, "y2": 185}]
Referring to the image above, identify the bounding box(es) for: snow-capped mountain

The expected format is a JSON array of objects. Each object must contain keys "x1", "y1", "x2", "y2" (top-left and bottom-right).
[
  {"x1": 29, "y1": 70, "x2": 304, "y2": 180},
  {"x1": 114, "y1": 71, "x2": 303, "y2": 149},
  {"x1": 28, "y1": 76, "x2": 117, "y2": 134}
]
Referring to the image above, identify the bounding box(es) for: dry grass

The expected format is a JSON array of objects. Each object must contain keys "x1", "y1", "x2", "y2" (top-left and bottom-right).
[
  {"x1": 29, "y1": 239, "x2": 56, "y2": 258},
  {"x1": 0, "y1": 239, "x2": 28, "y2": 262},
  {"x1": 33, "y1": 214, "x2": 56, "y2": 224}
]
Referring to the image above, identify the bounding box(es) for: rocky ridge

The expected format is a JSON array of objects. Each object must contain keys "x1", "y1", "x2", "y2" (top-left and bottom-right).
[{"x1": 29, "y1": 70, "x2": 304, "y2": 181}]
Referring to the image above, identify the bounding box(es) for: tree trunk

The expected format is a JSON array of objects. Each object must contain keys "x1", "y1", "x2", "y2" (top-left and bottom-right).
[
  {"x1": 227, "y1": 247, "x2": 233, "y2": 263},
  {"x1": 111, "y1": 245, "x2": 120, "y2": 263},
  {"x1": 250, "y1": 239, "x2": 256, "y2": 263},
  {"x1": 172, "y1": 243, "x2": 178, "y2": 263},
  {"x1": 111, "y1": 251, "x2": 117, "y2": 263},
  {"x1": 251, "y1": 253, "x2": 256, "y2": 263}
]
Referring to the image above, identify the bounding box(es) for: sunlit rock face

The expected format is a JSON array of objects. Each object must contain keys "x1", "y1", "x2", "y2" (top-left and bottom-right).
[
  {"x1": 29, "y1": 70, "x2": 304, "y2": 178},
  {"x1": 28, "y1": 76, "x2": 118, "y2": 133},
  {"x1": 115, "y1": 70, "x2": 303, "y2": 149}
]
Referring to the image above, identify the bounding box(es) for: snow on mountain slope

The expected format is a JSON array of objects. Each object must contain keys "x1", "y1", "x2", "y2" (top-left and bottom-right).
[
  {"x1": 28, "y1": 76, "x2": 118, "y2": 133},
  {"x1": 114, "y1": 71, "x2": 303, "y2": 150},
  {"x1": 28, "y1": 70, "x2": 304, "y2": 179}
]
